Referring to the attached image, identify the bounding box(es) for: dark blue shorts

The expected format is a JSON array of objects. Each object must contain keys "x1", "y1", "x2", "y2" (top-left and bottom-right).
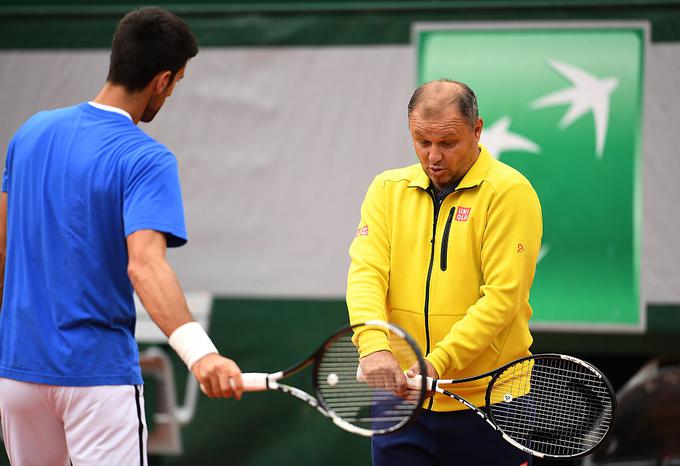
[{"x1": 372, "y1": 408, "x2": 533, "y2": 466}]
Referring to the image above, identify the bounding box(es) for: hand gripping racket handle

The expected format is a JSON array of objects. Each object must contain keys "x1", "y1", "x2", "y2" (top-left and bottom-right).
[
  {"x1": 405, "y1": 374, "x2": 435, "y2": 391},
  {"x1": 240, "y1": 372, "x2": 271, "y2": 391},
  {"x1": 199, "y1": 372, "x2": 273, "y2": 395},
  {"x1": 355, "y1": 367, "x2": 433, "y2": 390}
]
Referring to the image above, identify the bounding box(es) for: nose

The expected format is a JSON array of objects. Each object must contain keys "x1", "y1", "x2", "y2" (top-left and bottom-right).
[{"x1": 428, "y1": 144, "x2": 442, "y2": 164}]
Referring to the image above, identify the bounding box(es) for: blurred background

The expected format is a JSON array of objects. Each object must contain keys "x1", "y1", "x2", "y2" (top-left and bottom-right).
[{"x1": 1, "y1": 0, "x2": 680, "y2": 464}]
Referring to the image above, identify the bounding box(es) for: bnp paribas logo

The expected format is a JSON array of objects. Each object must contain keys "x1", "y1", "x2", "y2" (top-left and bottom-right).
[
  {"x1": 416, "y1": 24, "x2": 645, "y2": 330},
  {"x1": 482, "y1": 59, "x2": 618, "y2": 159}
]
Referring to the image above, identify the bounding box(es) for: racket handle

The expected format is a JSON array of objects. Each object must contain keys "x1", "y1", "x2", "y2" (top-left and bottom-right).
[
  {"x1": 241, "y1": 372, "x2": 270, "y2": 391},
  {"x1": 406, "y1": 374, "x2": 422, "y2": 390},
  {"x1": 356, "y1": 367, "x2": 432, "y2": 390}
]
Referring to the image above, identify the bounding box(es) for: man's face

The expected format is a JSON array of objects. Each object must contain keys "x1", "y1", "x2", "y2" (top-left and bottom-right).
[
  {"x1": 140, "y1": 66, "x2": 186, "y2": 123},
  {"x1": 409, "y1": 105, "x2": 483, "y2": 192}
]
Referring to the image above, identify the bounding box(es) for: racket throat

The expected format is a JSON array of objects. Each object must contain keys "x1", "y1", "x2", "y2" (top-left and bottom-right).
[{"x1": 439, "y1": 388, "x2": 484, "y2": 415}]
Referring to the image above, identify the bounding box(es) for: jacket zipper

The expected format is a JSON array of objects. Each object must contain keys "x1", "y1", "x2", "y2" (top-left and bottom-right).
[
  {"x1": 423, "y1": 190, "x2": 442, "y2": 410},
  {"x1": 440, "y1": 207, "x2": 456, "y2": 271},
  {"x1": 423, "y1": 190, "x2": 440, "y2": 357}
]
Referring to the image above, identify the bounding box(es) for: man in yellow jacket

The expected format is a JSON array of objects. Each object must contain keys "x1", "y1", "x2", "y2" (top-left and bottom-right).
[{"x1": 347, "y1": 79, "x2": 542, "y2": 465}]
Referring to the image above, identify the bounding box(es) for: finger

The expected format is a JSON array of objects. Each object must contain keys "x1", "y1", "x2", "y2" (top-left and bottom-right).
[
  {"x1": 200, "y1": 377, "x2": 216, "y2": 398},
  {"x1": 393, "y1": 370, "x2": 408, "y2": 396},
  {"x1": 406, "y1": 360, "x2": 421, "y2": 377},
  {"x1": 197, "y1": 370, "x2": 215, "y2": 398},
  {"x1": 217, "y1": 372, "x2": 234, "y2": 399},
  {"x1": 366, "y1": 373, "x2": 380, "y2": 389},
  {"x1": 230, "y1": 370, "x2": 243, "y2": 400},
  {"x1": 381, "y1": 373, "x2": 391, "y2": 391},
  {"x1": 385, "y1": 371, "x2": 401, "y2": 394}
]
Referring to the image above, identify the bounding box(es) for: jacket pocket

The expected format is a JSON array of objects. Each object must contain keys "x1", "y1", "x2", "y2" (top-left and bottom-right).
[{"x1": 440, "y1": 207, "x2": 456, "y2": 271}]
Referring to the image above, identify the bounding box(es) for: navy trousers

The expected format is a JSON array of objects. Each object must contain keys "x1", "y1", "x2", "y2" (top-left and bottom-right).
[{"x1": 372, "y1": 408, "x2": 533, "y2": 466}]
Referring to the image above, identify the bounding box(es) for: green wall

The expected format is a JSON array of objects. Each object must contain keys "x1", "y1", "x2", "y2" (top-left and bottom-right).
[{"x1": 2, "y1": 0, "x2": 680, "y2": 48}]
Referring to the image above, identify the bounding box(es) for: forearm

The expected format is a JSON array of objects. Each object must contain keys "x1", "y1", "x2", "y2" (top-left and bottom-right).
[
  {"x1": 347, "y1": 259, "x2": 392, "y2": 357},
  {"x1": 128, "y1": 255, "x2": 192, "y2": 337},
  {"x1": 347, "y1": 176, "x2": 393, "y2": 356},
  {"x1": 347, "y1": 259, "x2": 389, "y2": 325},
  {"x1": 427, "y1": 284, "x2": 529, "y2": 375}
]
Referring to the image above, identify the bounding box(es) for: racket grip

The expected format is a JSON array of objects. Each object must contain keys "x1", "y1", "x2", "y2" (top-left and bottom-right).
[
  {"x1": 241, "y1": 372, "x2": 270, "y2": 391},
  {"x1": 356, "y1": 367, "x2": 431, "y2": 390},
  {"x1": 406, "y1": 374, "x2": 423, "y2": 390}
]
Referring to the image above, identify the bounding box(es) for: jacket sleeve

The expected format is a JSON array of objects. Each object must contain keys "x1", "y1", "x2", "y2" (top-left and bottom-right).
[
  {"x1": 346, "y1": 175, "x2": 392, "y2": 357},
  {"x1": 427, "y1": 182, "x2": 543, "y2": 376}
]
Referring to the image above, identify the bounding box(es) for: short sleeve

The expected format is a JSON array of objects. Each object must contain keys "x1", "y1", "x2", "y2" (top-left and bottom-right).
[{"x1": 123, "y1": 149, "x2": 187, "y2": 247}]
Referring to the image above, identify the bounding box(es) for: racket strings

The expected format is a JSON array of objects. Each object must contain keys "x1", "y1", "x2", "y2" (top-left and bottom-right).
[
  {"x1": 315, "y1": 327, "x2": 423, "y2": 434},
  {"x1": 488, "y1": 356, "x2": 614, "y2": 457}
]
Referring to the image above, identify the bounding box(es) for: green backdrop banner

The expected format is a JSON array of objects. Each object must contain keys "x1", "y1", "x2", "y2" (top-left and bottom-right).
[
  {"x1": 417, "y1": 24, "x2": 644, "y2": 329},
  {"x1": 2, "y1": 3, "x2": 680, "y2": 48}
]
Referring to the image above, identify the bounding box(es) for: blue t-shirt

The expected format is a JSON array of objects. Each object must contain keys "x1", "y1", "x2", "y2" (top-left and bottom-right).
[{"x1": 0, "y1": 102, "x2": 187, "y2": 386}]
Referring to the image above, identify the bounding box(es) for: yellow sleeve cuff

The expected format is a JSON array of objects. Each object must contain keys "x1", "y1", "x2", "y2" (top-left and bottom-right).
[
  {"x1": 426, "y1": 347, "x2": 452, "y2": 378},
  {"x1": 355, "y1": 328, "x2": 391, "y2": 358}
]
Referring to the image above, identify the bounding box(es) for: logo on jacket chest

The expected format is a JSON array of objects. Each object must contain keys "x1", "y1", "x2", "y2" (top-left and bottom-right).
[{"x1": 455, "y1": 207, "x2": 471, "y2": 222}]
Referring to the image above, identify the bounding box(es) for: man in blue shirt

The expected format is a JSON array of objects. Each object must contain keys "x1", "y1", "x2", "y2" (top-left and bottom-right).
[{"x1": 0, "y1": 8, "x2": 243, "y2": 465}]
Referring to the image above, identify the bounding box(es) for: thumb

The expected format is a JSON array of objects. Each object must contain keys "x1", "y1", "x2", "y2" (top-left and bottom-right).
[{"x1": 406, "y1": 361, "x2": 420, "y2": 377}]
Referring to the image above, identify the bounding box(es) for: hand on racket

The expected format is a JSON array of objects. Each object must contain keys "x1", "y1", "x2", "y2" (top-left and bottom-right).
[
  {"x1": 358, "y1": 350, "x2": 409, "y2": 397},
  {"x1": 404, "y1": 354, "x2": 616, "y2": 459},
  {"x1": 193, "y1": 354, "x2": 243, "y2": 399},
  {"x1": 239, "y1": 320, "x2": 427, "y2": 436},
  {"x1": 405, "y1": 359, "x2": 439, "y2": 397},
  {"x1": 357, "y1": 357, "x2": 440, "y2": 396}
]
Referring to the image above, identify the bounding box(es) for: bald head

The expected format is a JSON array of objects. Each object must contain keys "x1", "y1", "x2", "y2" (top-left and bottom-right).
[{"x1": 408, "y1": 79, "x2": 479, "y2": 128}]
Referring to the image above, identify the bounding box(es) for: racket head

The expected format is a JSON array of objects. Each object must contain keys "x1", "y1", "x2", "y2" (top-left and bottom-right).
[
  {"x1": 485, "y1": 354, "x2": 616, "y2": 459},
  {"x1": 312, "y1": 320, "x2": 427, "y2": 436}
]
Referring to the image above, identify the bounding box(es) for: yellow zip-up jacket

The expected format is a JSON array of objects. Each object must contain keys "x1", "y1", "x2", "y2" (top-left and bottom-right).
[{"x1": 347, "y1": 144, "x2": 542, "y2": 412}]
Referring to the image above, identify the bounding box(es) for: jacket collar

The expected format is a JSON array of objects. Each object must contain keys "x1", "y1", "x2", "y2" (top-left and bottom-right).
[
  {"x1": 408, "y1": 166, "x2": 431, "y2": 190},
  {"x1": 457, "y1": 143, "x2": 492, "y2": 190},
  {"x1": 408, "y1": 143, "x2": 493, "y2": 191}
]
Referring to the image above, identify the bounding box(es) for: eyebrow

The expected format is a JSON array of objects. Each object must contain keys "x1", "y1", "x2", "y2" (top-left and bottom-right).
[{"x1": 413, "y1": 130, "x2": 458, "y2": 140}]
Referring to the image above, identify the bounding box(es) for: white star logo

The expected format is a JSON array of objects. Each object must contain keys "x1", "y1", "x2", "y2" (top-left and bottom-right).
[
  {"x1": 480, "y1": 116, "x2": 540, "y2": 160},
  {"x1": 531, "y1": 59, "x2": 618, "y2": 158}
]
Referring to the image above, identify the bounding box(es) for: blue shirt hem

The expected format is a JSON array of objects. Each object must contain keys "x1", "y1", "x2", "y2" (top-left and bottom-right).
[{"x1": 0, "y1": 366, "x2": 143, "y2": 386}]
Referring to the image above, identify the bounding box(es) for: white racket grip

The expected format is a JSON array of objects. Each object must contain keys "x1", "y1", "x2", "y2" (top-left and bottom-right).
[
  {"x1": 241, "y1": 373, "x2": 270, "y2": 391},
  {"x1": 407, "y1": 374, "x2": 423, "y2": 390},
  {"x1": 356, "y1": 367, "x2": 431, "y2": 390}
]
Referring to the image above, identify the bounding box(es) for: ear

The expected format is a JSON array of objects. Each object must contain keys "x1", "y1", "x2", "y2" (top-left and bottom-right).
[
  {"x1": 474, "y1": 118, "x2": 483, "y2": 142},
  {"x1": 153, "y1": 70, "x2": 174, "y2": 94}
]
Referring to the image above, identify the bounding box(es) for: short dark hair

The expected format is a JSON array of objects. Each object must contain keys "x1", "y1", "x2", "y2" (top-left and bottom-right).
[
  {"x1": 107, "y1": 7, "x2": 198, "y2": 92},
  {"x1": 408, "y1": 79, "x2": 479, "y2": 128}
]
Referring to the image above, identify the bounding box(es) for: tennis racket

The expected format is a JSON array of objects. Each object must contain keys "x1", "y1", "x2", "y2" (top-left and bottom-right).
[
  {"x1": 405, "y1": 353, "x2": 616, "y2": 459},
  {"x1": 240, "y1": 320, "x2": 427, "y2": 436}
]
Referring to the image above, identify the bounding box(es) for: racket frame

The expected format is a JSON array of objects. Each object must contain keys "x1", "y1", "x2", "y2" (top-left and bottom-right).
[
  {"x1": 242, "y1": 320, "x2": 428, "y2": 437},
  {"x1": 420, "y1": 353, "x2": 616, "y2": 459}
]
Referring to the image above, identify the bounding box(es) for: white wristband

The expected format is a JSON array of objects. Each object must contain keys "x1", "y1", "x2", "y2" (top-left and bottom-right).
[{"x1": 168, "y1": 322, "x2": 218, "y2": 369}]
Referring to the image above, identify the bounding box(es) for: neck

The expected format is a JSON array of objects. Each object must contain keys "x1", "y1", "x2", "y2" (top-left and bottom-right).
[{"x1": 92, "y1": 82, "x2": 150, "y2": 125}]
